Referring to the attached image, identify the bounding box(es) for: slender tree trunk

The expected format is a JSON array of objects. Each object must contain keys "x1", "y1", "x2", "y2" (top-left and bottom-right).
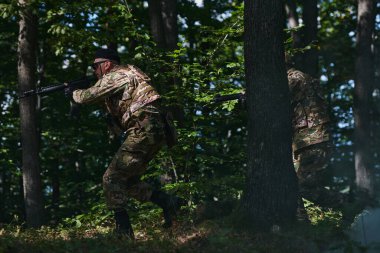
[
  {"x1": 373, "y1": 3, "x2": 380, "y2": 176},
  {"x1": 106, "y1": 0, "x2": 118, "y2": 52},
  {"x1": 52, "y1": 174, "x2": 60, "y2": 209},
  {"x1": 148, "y1": 0, "x2": 166, "y2": 48},
  {"x1": 18, "y1": 0, "x2": 44, "y2": 228},
  {"x1": 51, "y1": 159, "x2": 60, "y2": 220},
  {"x1": 148, "y1": 0, "x2": 184, "y2": 125},
  {"x1": 0, "y1": 172, "x2": 5, "y2": 221},
  {"x1": 302, "y1": 0, "x2": 318, "y2": 77},
  {"x1": 239, "y1": 0, "x2": 299, "y2": 230},
  {"x1": 161, "y1": 0, "x2": 178, "y2": 50},
  {"x1": 285, "y1": 0, "x2": 303, "y2": 68},
  {"x1": 285, "y1": 0, "x2": 299, "y2": 33},
  {"x1": 354, "y1": 0, "x2": 375, "y2": 196}
]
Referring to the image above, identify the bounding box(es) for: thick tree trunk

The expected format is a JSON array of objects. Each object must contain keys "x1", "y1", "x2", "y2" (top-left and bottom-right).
[
  {"x1": 240, "y1": 0, "x2": 299, "y2": 230},
  {"x1": 302, "y1": 0, "x2": 318, "y2": 77},
  {"x1": 18, "y1": 0, "x2": 43, "y2": 228},
  {"x1": 354, "y1": 0, "x2": 375, "y2": 196}
]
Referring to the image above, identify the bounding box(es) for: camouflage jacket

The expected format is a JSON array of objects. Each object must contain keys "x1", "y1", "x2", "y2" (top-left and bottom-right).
[
  {"x1": 73, "y1": 65, "x2": 160, "y2": 130},
  {"x1": 288, "y1": 68, "x2": 330, "y2": 151}
]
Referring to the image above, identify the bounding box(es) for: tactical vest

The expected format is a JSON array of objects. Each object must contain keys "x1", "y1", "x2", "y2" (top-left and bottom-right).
[{"x1": 105, "y1": 65, "x2": 160, "y2": 129}]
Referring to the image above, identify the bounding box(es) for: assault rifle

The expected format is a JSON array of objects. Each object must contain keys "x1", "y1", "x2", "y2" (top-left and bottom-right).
[
  {"x1": 213, "y1": 93, "x2": 246, "y2": 103},
  {"x1": 19, "y1": 76, "x2": 96, "y2": 99}
]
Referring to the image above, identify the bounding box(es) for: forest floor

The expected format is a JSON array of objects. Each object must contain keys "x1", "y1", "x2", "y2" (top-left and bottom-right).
[{"x1": 0, "y1": 201, "x2": 367, "y2": 253}]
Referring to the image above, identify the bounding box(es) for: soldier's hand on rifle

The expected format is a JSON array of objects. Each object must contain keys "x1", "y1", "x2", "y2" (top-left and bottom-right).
[
  {"x1": 212, "y1": 92, "x2": 246, "y2": 109},
  {"x1": 64, "y1": 85, "x2": 74, "y2": 98}
]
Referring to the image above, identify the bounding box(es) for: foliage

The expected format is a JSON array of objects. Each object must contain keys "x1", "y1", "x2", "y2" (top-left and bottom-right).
[
  {"x1": 0, "y1": 201, "x2": 361, "y2": 253},
  {"x1": 0, "y1": 0, "x2": 380, "y2": 251},
  {"x1": 305, "y1": 199, "x2": 342, "y2": 225}
]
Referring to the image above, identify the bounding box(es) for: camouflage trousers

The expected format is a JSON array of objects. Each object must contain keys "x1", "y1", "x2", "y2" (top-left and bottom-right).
[
  {"x1": 103, "y1": 108, "x2": 165, "y2": 210},
  {"x1": 293, "y1": 142, "x2": 330, "y2": 203}
]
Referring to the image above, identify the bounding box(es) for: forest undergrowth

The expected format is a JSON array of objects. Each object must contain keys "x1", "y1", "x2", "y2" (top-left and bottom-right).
[{"x1": 0, "y1": 200, "x2": 362, "y2": 253}]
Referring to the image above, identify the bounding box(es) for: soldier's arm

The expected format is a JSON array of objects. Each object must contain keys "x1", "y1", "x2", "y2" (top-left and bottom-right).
[{"x1": 72, "y1": 72, "x2": 129, "y2": 104}]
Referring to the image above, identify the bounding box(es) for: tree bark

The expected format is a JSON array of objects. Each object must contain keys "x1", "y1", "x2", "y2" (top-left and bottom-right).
[
  {"x1": 373, "y1": 2, "x2": 380, "y2": 177},
  {"x1": 285, "y1": 0, "x2": 303, "y2": 68},
  {"x1": 106, "y1": 0, "x2": 118, "y2": 52},
  {"x1": 161, "y1": 0, "x2": 178, "y2": 50},
  {"x1": 240, "y1": 0, "x2": 299, "y2": 230},
  {"x1": 148, "y1": 0, "x2": 184, "y2": 125},
  {"x1": 285, "y1": 0, "x2": 302, "y2": 48},
  {"x1": 51, "y1": 164, "x2": 60, "y2": 221},
  {"x1": 354, "y1": 0, "x2": 375, "y2": 196},
  {"x1": 0, "y1": 172, "x2": 5, "y2": 221},
  {"x1": 148, "y1": 0, "x2": 166, "y2": 48},
  {"x1": 18, "y1": 0, "x2": 44, "y2": 228},
  {"x1": 301, "y1": 0, "x2": 319, "y2": 77}
]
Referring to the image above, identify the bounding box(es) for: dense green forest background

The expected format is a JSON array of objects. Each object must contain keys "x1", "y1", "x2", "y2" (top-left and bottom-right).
[{"x1": 0, "y1": 0, "x2": 380, "y2": 252}]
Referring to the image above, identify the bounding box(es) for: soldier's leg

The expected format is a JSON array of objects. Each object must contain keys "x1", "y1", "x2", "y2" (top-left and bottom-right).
[
  {"x1": 294, "y1": 144, "x2": 326, "y2": 221},
  {"x1": 104, "y1": 110, "x2": 186, "y2": 228},
  {"x1": 103, "y1": 112, "x2": 167, "y2": 229},
  {"x1": 296, "y1": 142, "x2": 330, "y2": 204},
  {"x1": 296, "y1": 142, "x2": 346, "y2": 209},
  {"x1": 114, "y1": 208, "x2": 134, "y2": 238},
  {"x1": 150, "y1": 190, "x2": 185, "y2": 227},
  {"x1": 103, "y1": 140, "x2": 159, "y2": 209},
  {"x1": 118, "y1": 123, "x2": 184, "y2": 227},
  {"x1": 102, "y1": 129, "x2": 158, "y2": 237}
]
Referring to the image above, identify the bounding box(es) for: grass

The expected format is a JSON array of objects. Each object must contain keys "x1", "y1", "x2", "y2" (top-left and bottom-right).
[{"x1": 0, "y1": 201, "x2": 362, "y2": 253}]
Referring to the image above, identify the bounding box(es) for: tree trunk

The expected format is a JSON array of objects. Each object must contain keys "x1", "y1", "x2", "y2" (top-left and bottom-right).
[
  {"x1": 161, "y1": 0, "x2": 178, "y2": 50},
  {"x1": 51, "y1": 161, "x2": 60, "y2": 222},
  {"x1": 18, "y1": 0, "x2": 44, "y2": 228},
  {"x1": 373, "y1": 3, "x2": 380, "y2": 178},
  {"x1": 301, "y1": 0, "x2": 318, "y2": 77},
  {"x1": 285, "y1": 0, "x2": 303, "y2": 68},
  {"x1": 148, "y1": 0, "x2": 184, "y2": 125},
  {"x1": 354, "y1": 0, "x2": 375, "y2": 197},
  {"x1": 161, "y1": 0, "x2": 184, "y2": 124},
  {"x1": 240, "y1": 0, "x2": 299, "y2": 230},
  {"x1": 106, "y1": 0, "x2": 118, "y2": 52},
  {"x1": 302, "y1": 0, "x2": 318, "y2": 77},
  {"x1": 0, "y1": 172, "x2": 5, "y2": 221},
  {"x1": 148, "y1": 0, "x2": 166, "y2": 48}
]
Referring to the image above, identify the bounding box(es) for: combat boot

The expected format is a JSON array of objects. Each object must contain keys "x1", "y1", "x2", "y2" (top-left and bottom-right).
[
  {"x1": 114, "y1": 209, "x2": 135, "y2": 239},
  {"x1": 150, "y1": 190, "x2": 185, "y2": 228}
]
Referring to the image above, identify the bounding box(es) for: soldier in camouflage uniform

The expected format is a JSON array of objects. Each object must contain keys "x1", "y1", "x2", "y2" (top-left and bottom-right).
[
  {"x1": 288, "y1": 68, "x2": 333, "y2": 207},
  {"x1": 67, "y1": 48, "x2": 182, "y2": 238}
]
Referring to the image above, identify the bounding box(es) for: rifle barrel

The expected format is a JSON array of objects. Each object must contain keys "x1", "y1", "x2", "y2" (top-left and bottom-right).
[
  {"x1": 37, "y1": 84, "x2": 66, "y2": 95},
  {"x1": 213, "y1": 93, "x2": 244, "y2": 103},
  {"x1": 19, "y1": 76, "x2": 95, "y2": 99}
]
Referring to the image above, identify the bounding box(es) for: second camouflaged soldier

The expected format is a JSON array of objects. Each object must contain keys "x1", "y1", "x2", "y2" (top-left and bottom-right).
[
  {"x1": 287, "y1": 67, "x2": 333, "y2": 207},
  {"x1": 67, "y1": 48, "x2": 183, "y2": 238}
]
